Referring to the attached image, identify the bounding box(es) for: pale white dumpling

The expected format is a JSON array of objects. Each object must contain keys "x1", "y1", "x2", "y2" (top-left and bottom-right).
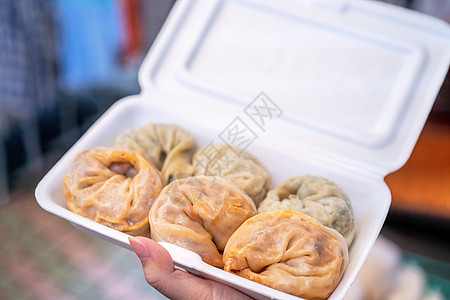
[
  {"x1": 258, "y1": 175, "x2": 356, "y2": 246},
  {"x1": 114, "y1": 123, "x2": 196, "y2": 182},
  {"x1": 192, "y1": 143, "x2": 272, "y2": 206}
]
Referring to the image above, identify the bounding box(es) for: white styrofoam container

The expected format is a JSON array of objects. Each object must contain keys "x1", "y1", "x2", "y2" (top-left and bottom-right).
[{"x1": 35, "y1": 0, "x2": 450, "y2": 299}]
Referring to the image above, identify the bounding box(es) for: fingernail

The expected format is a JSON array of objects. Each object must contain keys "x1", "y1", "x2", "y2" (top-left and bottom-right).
[{"x1": 129, "y1": 237, "x2": 151, "y2": 261}]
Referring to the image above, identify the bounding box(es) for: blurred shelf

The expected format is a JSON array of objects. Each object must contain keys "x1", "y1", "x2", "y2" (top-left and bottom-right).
[
  {"x1": 381, "y1": 209, "x2": 450, "y2": 264},
  {"x1": 383, "y1": 69, "x2": 450, "y2": 265},
  {"x1": 385, "y1": 122, "x2": 450, "y2": 219}
]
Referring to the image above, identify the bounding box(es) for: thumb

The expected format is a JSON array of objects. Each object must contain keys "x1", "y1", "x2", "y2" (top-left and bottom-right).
[
  {"x1": 129, "y1": 236, "x2": 215, "y2": 300},
  {"x1": 129, "y1": 236, "x2": 253, "y2": 300}
]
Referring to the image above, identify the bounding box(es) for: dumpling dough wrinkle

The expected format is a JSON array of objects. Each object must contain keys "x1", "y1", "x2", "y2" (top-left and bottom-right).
[
  {"x1": 114, "y1": 123, "x2": 196, "y2": 182},
  {"x1": 64, "y1": 148, "x2": 164, "y2": 233},
  {"x1": 223, "y1": 210, "x2": 349, "y2": 300},
  {"x1": 258, "y1": 175, "x2": 356, "y2": 246},
  {"x1": 149, "y1": 176, "x2": 257, "y2": 267},
  {"x1": 192, "y1": 143, "x2": 272, "y2": 206}
]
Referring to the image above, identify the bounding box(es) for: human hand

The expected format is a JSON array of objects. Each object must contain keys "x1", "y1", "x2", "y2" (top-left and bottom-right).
[{"x1": 129, "y1": 236, "x2": 253, "y2": 300}]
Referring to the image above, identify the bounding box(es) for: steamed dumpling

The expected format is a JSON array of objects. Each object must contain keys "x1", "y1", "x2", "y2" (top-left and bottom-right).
[
  {"x1": 192, "y1": 143, "x2": 271, "y2": 206},
  {"x1": 114, "y1": 123, "x2": 196, "y2": 182},
  {"x1": 258, "y1": 175, "x2": 355, "y2": 246},
  {"x1": 64, "y1": 147, "x2": 164, "y2": 235},
  {"x1": 223, "y1": 210, "x2": 349, "y2": 299},
  {"x1": 149, "y1": 176, "x2": 257, "y2": 267}
]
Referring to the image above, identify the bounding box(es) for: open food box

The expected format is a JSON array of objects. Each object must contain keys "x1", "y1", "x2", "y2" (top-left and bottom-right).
[{"x1": 35, "y1": 0, "x2": 450, "y2": 299}]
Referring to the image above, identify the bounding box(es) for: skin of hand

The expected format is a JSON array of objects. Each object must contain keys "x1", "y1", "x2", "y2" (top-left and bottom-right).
[{"x1": 129, "y1": 236, "x2": 253, "y2": 300}]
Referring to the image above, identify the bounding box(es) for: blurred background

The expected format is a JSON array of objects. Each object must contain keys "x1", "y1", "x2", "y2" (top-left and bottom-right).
[{"x1": 0, "y1": 0, "x2": 449, "y2": 299}]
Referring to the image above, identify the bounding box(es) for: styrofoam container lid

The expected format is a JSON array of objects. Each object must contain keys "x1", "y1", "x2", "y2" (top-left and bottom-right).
[
  {"x1": 35, "y1": 0, "x2": 450, "y2": 299},
  {"x1": 139, "y1": 0, "x2": 450, "y2": 175}
]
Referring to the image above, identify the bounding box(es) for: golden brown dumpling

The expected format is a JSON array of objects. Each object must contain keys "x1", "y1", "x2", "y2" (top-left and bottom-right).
[
  {"x1": 192, "y1": 143, "x2": 271, "y2": 206},
  {"x1": 149, "y1": 176, "x2": 257, "y2": 267},
  {"x1": 223, "y1": 210, "x2": 349, "y2": 300},
  {"x1": 258, "y1": 175, "x2": 356, "y2": 246},
  {"x1": 114, "y1": 123, "x2": 196, "y2": 182},
  {"x1": 64, "y1": 147, "x2": 164, "y2": 234}
]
